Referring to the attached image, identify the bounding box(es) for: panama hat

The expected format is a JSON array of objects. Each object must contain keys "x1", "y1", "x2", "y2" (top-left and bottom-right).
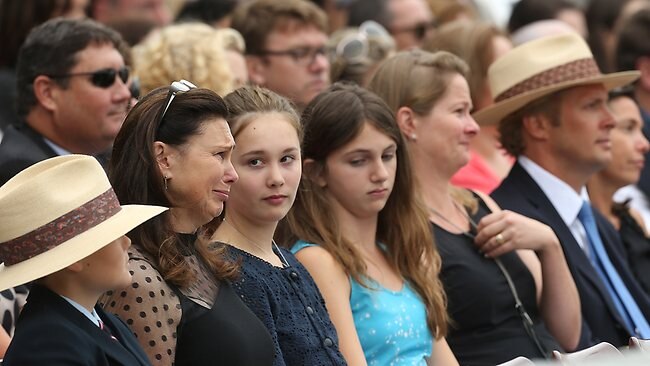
[
  {"x1": 0, "y1": 155, "x2": 167, "y2": 291},
  {"x1": 473, "y1": 33, "x2": 640, "y2": 126}
]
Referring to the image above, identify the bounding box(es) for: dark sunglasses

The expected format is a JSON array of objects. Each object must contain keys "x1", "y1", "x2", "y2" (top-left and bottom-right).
[
  {"x1": 391, "y1": 20, "x2": 437, "y2": 40},
  {"x1": 48, "y1": 66, "x2": 130, "y2": 88},
  {"x1": 157, "y1": 79, "x2": 197, "y2": 136}
]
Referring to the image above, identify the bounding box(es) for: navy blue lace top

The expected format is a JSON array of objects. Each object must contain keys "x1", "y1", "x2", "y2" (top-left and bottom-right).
[{"x1": 218, "y1": 243, "x2": 347, "y2": 366}]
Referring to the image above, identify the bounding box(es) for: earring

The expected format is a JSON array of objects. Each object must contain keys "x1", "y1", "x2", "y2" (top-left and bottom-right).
[
  {"x1": 163, "y1": 176, "x2": 169, "y2": 191},
  {"x1": 410, "y1": 133, "x2": 417, "y2": 142}
]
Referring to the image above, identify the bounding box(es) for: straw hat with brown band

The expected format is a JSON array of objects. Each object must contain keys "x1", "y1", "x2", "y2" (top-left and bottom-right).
[
  {"x1": 0, "y1": 155, "x2": 167, "y2": 291},
  {"x1": 473, "y1": 33, "x2": 640, "y2": 126}
]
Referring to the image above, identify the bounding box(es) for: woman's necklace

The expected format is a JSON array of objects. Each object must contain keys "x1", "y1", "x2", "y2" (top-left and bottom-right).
[
  {"x1": 428, "y1": 197, "x2": 549, "y2": 357},
  {"x1": 428, "y1": 200, "x2": 478, "y2": 239},
  {"x1": 222, "y1": 218, "x2": 289, "y2": 267}
]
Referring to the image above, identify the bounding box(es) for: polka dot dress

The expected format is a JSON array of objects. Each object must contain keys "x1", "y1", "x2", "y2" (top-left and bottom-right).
[
  {"x1": 100, "y1": 246, "x2": 185, "y2": 364},
  {"x1": 100, "y1": 238, "x2": 274, "y2": 366}
]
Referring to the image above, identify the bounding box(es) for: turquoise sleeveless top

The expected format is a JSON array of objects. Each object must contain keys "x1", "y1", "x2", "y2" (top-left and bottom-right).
[{"x1": 292, "y1": 240, "x2": 433, "y2": 366}]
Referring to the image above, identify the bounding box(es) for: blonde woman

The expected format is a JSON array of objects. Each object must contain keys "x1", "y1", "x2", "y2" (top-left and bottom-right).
[
  {"x1": 368, "y1": 50, "x2": 580, "y2": 365},
  {"x1": 210, "y1": 86, "x2": 346, "y2": 366},
  {"x1": 133, "y1": 23, "x2": 247, "y2": 96}
]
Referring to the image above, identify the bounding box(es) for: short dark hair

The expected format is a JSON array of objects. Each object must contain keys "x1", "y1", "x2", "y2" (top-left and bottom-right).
[
  {"x1": 15, "y1": 18, "x2": 128, "y2": 118},
  {"x1": 508, "y1": 0, "x2": 580, "y2": 34},
  {"x1": 499, "y1": 91, "x2": 565, "y2": 156},
  {"x1": 616, "y1": 8, "x2": 650, "y2": 72},
  {"x1": 231, "y1": 0, "x2": 327, "y2": 55},
  {"x1": 175, "y1": 0, "x2": 238, "y2": 25}
]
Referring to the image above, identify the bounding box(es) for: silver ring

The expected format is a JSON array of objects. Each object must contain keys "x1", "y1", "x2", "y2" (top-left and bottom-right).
[{"x1": 495, "y1": 233, "x2": 505, "y2": 245}]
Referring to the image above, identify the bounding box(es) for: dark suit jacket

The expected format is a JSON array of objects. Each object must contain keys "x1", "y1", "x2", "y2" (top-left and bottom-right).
[
  {"x1": 492, "y1": 162, "x2": 650, "y2": 348},
  {"x1": 3, "y1": 285, "x2": 152, "y2": 366},
  {"x1": 0, "y1": 124, "x2": 56, "y2": 186}
]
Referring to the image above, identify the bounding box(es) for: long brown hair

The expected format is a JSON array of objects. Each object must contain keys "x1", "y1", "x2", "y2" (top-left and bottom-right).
[
  {"x1": 286, "y1": 82, "x2": 448, "y2": 337},
  {"x1": 109, "y1": 86, "x2": 237, "y2": 286}
]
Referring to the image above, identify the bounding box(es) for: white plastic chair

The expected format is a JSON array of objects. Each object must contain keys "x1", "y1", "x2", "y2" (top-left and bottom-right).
[
  {"x1": 629, "y1": 336, "x2": 650, "y2": 352},
  {"x1": 552, "y1": 342, "x2": 622, "y2": 363},
  {"x1": 496, "y1": 356, "x2": 536, "y2": 365}
]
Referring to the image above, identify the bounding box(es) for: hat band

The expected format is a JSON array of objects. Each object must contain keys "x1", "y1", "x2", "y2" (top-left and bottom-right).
[
  {"x1": 495, "y1": 58, "x2": 601, "y2": 103},
  {"x1": 0, "y1": 189, "x2": 121, "y2": 266}
]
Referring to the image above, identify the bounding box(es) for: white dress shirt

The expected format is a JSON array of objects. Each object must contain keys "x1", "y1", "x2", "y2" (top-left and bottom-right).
[{"x1": 519, "y1": 156, "x2": 591, "y2": 257}]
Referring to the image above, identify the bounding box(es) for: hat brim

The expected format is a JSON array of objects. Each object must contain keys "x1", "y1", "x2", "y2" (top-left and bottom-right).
[
  {"x1": 0, "y1": 204, "x2": 166, "y2": 291},
  {"x1": 473, "y1": 71, "x2": 640, "y2": 126}
]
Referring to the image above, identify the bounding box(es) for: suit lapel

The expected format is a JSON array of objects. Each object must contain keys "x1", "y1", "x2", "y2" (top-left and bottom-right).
[
  {"x1": 96, "y1": 307, "x2": 151, "y2": 366},
  {"x1": 31, "y1": 286, "x2": 149, "y2": 366},
  {"x1": 500, "y1": 164, "x2": 628, "y2": 326}
]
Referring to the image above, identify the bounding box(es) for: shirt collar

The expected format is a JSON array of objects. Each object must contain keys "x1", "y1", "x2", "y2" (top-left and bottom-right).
[
  {"x1": 60, "y1": 294, "x2": 101, "y2": 327},
  {"x1": 518, "y1": 156, "x2": 589, "y2": 225},
  {"x1": 42, "y1": 137, "x2": 71, "y2": 156}
]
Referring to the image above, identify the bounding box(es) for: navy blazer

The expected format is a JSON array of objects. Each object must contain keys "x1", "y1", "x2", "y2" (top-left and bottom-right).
[
  {"x1": 0, "y1": 124, "x2": 56, "y2": 186},
  {"x1": 492, "y1": 162, "x2": 650, "y2": 348},
  {"x1": 3, "y1": 285, "x2": 152, "y2": 366}
]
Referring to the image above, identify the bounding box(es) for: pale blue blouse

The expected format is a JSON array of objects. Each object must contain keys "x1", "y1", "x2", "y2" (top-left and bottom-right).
[{"x1": 292, "y1": 241, "x2": 433, "y2": 366}]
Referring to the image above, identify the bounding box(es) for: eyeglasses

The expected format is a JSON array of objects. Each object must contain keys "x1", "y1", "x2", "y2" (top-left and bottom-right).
[
  {"x1": 48, "y1": 66, "x2": 130, "y2": 88},
  {"x1": 390, "y1": 20, "x2": 437, "y2": 40},
  {"x1": 335, "y1": 20, "x2": 392, "y2": 63},
  {"x1": 254, "y1": 46, "x2": 327, "y2": 66},
  {"x1": 157, "y1": 79, "x2": 197, "y2": 134}
]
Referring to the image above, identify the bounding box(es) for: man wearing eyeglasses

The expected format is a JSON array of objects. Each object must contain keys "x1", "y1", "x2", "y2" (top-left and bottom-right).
[
  {"x1": 232, "y1": 0, "x2": 330, "y2": 111},
  {"x1": 0, "y1": 18, "x2": 132, "y2": 185},
  {"x1": 388, "y1": 0, "x2": 436, "y2": 50}
]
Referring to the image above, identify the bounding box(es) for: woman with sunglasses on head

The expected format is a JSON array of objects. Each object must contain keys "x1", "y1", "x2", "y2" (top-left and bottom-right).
[
  {"x1": 286, "y1": 83, "x2": 458, "y2": 366},
  {"x1": 100, "y1": 82, "x2": 274, "y2": 366},
  {"x1": 587, "y1": 87, "x2": 650, "y2": 295},
  {"x1": 327, "y1": 21, "x2": 396, "y2": 87},
  {"x1": 368, "y1": 50, "x2": 581, "y2": 365},
  {"x1": 209, "y1": 85, "x2": 347, "y2": 366}
]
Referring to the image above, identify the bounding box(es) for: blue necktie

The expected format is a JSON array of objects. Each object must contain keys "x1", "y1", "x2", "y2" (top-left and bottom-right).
[{"x1": 578, "y1": 201, "x2": 650, "y2": 338}]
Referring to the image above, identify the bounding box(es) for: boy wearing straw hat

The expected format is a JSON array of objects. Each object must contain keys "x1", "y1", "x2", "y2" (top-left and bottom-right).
[
  {"x1": 477, "y1": 33, "x2": 650, "y2": 348},
  {"x1": 0, "y1": 155, "x2": 166, "y2": 365}
]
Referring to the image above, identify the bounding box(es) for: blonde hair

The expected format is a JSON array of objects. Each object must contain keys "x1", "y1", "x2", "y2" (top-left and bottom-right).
[
  {"x1": 133, "y1": 22, "x2": 239, "y2": 96},
  {"x1": 224, "y1": 85, "x2": 300, "y2": 139},
  {"x1": 423, "y1": 20, "x2": 507, "y2": 109},
  {"x1": 368, "y1": 49, "x2": 478, "y2": 211}
]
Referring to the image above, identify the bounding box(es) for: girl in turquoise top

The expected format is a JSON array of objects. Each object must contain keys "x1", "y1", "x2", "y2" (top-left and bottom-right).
[{"x1": 285, "y1": 83, "x2": 458, "y2": 366}]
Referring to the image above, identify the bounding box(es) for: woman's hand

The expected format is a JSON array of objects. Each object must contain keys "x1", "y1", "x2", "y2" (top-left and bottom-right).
[{"x1": 473, "y1": 210, "x2": 560, "y2": 258}]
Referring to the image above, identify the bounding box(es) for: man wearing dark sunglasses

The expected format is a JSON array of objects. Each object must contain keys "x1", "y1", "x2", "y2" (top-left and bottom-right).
[
  {"x1": 0, "y1": 18, "x2": 131, "y2": 186},
  {"x1": 232, "y1": 0, "x2": 330, "y2": 111},
  {"x1": 387, "y1": 0, "x2": 435, "y2": 50}
]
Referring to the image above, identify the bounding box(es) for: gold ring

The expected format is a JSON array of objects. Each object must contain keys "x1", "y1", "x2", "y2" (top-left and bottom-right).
[{"x1": 496, "y1": 233, "x2": 505, "y2": 245}]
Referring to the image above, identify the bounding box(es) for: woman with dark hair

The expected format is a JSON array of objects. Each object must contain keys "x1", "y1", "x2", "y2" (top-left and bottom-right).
[
  {"x1": 587, "y1": 87, "x2": 650, "y2": 295},
  {"x1": 210, "y1": 85, "x2": 346, "y2": 366},
  {"x1": 100, "y1": 82, "x2": 274, "y2": 366},
  {"x1": 287, "y1": 83, "x2": 458, "y2": 365},
  {"x1": 368, "y1": 50, "x2": 580, "y2": 365}
]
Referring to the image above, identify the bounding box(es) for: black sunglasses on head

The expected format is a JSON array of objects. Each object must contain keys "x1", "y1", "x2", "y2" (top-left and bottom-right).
[{"x1": 48, "y1": 66, "x2": 130, "y2": 88}]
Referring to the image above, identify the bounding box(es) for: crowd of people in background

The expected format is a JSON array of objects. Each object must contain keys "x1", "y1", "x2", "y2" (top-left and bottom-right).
[{"x1": 1, "y1": 0, "x2": 650, "y2": 365}]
